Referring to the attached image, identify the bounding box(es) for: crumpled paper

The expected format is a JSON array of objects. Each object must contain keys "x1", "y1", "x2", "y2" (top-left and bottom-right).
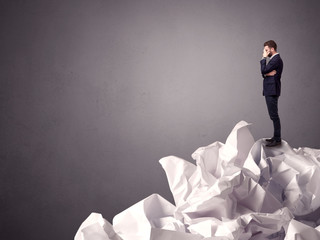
[{"x1": 75, "y1": 121, "x2": 320, "y2": 240}]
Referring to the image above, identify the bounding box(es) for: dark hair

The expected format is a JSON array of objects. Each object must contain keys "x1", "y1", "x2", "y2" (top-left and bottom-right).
[{"x1": 264, "y1": 40, "x2": 277, "y2": 51}]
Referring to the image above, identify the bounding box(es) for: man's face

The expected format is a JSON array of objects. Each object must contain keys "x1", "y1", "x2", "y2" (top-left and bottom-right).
[{"x1": 264, "y1": 46, "x2": 272, "y2": 57}]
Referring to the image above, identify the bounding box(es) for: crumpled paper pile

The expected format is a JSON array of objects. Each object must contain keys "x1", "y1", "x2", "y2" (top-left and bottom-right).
[{"x1": 74, "y1": 121, "x2": 320, "y2": 240}]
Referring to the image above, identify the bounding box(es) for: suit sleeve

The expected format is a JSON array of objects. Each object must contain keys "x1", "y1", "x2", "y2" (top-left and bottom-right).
[{"x1": 260, "y1": 58, "x2": 281, "y2": 75}]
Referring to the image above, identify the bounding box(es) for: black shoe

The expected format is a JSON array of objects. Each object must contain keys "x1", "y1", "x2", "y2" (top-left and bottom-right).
[
  {"x1": 265, "y1": 138, "x2": 274, "y2": 142},
  {"x1": 266, "y1": 140, "x2": 282, "y2": 147}
]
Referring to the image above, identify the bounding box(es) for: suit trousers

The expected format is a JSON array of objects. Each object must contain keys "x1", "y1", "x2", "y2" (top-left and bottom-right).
[{"x1": 265, "y1": 96, "x2": 281, "y2": 141}]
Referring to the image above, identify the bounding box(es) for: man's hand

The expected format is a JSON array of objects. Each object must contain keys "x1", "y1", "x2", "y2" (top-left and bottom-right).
[
  {"x1": 265, "y1": 70, "x2": 277, "y2": 76},
  {"x1": 263, "y1": 48, "x2": 270, "y2": 58}
]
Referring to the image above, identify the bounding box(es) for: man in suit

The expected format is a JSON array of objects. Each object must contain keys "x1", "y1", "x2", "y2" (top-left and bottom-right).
[{"x1": 260, "y1": 40, "x2": 283, "y2": 147}]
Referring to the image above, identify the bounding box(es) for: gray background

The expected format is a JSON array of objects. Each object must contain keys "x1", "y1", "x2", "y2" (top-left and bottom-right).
[{"x1": 1, "y1": 0, "x2": 320, "y2": 239}]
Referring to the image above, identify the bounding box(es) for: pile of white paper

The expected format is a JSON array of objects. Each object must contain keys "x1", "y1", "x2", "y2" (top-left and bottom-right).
[{"x1": 75, "y1": 121, "x2": 320, "y2": 240}]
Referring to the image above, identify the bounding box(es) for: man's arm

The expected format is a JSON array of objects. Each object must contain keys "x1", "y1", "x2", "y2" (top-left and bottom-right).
[
  {"x1": 265, "y1": 70, "x2": 276, "y2": 76},
  {"x1": 260, "y1": 48, "x2": 281, "y2": 75},
  {"x1": 260, "y1": 58, "x2": 281, "y2": 75}
]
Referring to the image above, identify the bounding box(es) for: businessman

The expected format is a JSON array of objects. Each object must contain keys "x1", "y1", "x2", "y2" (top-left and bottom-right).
[{"x1": 260, "y1": 40, "x2": 283, "y2": 147}]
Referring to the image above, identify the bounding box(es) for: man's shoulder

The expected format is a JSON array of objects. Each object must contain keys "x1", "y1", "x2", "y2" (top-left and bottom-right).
[
  {"x1": 270, "y1": 54, "x2": 283, "y2": 63},
  {"x1": 273, "y1": 53, "x2": 282, "y2": 60}
]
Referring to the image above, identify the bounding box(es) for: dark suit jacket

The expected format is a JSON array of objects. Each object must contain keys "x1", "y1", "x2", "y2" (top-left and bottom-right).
[{"x1": 260, "y1": 54, "x2": 283, "y2": 96}]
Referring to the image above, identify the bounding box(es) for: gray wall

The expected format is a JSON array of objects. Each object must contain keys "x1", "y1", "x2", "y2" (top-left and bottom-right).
[{"x1": 1, "y1": 0, "x2": 320, "y2": 239}]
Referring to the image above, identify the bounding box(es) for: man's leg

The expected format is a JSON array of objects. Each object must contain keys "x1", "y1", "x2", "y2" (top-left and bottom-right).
[{"x1": 265, "y1": 96, "x2": 281, "y2": 142}]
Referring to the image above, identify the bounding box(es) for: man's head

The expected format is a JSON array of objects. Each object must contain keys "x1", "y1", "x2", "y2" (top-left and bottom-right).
[{"x1": 264, "y1": 40, "x2": 277, "y2": 57}]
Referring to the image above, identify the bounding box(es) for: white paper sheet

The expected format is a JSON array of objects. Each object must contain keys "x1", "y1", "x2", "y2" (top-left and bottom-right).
[
  {"x1": 74, "y1": 213, "x2": 122, "y2": 240},
  {"x1": 284, "y1": 219, "x2": 320, "y2": 239},
  {"x1": 112, "y1": 194, "x2": 185, "y2": 240},
  {"x1": 75, "y1": 121, "x2": 320, "y2": 240}
]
